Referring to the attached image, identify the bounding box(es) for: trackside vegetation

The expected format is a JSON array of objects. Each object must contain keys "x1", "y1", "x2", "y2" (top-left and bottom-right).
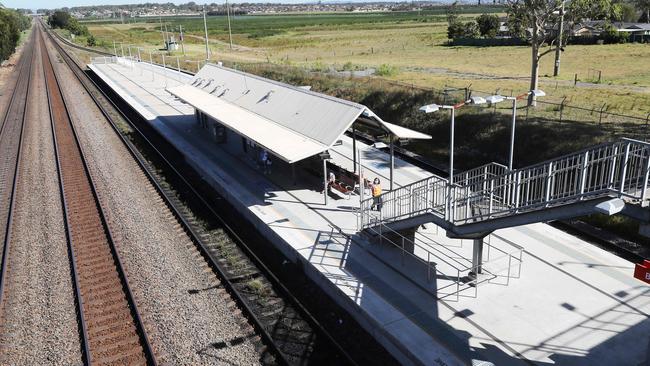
[{"x1": 0, "y1": 8, "x2": 30, "y2": 62}]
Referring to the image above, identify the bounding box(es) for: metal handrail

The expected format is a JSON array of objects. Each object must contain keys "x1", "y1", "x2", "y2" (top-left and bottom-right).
[{"x1": 360, "y1": 138, "x2": 650, "y2": 230}]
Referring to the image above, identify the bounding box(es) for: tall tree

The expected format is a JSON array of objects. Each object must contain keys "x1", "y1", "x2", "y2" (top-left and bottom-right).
[
  {"x1": 635, "y1": 0, "x2": 650, "y2": 22},
  {"x1": 506, "y1": 0, "x2": 620, "y2": 105}
]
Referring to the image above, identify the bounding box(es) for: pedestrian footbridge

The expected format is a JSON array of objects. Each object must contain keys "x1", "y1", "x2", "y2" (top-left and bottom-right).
[{"x1": 360, "y1": 138, "x2": 650, "y2": 239}]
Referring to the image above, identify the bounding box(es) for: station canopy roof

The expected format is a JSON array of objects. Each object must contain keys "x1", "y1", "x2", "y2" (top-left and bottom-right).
[{"x1": 167, "y1": 63, "x2": 431, "y2": 163}]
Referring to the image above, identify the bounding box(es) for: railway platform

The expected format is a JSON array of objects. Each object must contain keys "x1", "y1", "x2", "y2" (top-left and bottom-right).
[{"x1": 88, "y1": 56, "x2": 650, "y2": 366}]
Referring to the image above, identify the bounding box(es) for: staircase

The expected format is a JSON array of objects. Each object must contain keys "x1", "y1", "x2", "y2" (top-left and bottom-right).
[{"x1": 360, "y1": 138, "x2": 650, "y2": 237}]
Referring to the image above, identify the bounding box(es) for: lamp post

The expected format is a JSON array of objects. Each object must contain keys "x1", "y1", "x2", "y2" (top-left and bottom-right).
[
  {"x1": 420, "y1": 96, "x2": 487, "y2": 219},
  {"x1": 485, "y1": 89, "x2": 545, "y2": 170}
]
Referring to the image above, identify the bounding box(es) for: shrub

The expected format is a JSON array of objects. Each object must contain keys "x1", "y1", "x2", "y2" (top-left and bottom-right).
[
  {"x1": 375, "y1": 64, "x2": 398, "y2": 77},
  {"x1": 447, "y1": 21, "x2": 465, "y2": 39},
  {"x1": 86, "y1": 34, "x2": 97, "y2": 47},
  {"x1": 464, "y1": 21, "x2": 480, "y2": 38},
  {"x1": 600, "y1": 24, "x2": 629, "y2": 44},
  {"x1": 476, "y1": 14, "x2": 500, "y2": 38}
]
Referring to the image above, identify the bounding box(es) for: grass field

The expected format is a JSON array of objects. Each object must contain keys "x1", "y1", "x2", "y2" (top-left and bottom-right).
[{"x1": 78, "y1": 10, "x2": 650, "y2": 118}]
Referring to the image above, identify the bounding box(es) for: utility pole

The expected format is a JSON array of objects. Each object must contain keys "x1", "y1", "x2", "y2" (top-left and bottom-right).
[
  {"x1": 553, "y1": 0, "x2": 565, "y2": 77},
  {"x1": 203, "y1": 4, "x2": 210, "y2": 60},
  {"x1": 159, "y1": 16, "x2": 165, "y2": 48},
  {"x1": 179, "y1": 25, "x2": 185, "y2": 55},
  {"x1": 164, "y1": 22, "x2": 169, "y2": 51},
  {"x1": 226, "y1": 0, "x2": 233, "y2": 50}
]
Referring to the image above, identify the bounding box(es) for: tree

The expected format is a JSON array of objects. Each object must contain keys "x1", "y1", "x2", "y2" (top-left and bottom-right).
[
  {"x1": 447, "y1": 20, "x2": 465, "y2": 39},
  {"x1": 634, "y1": 0, "x2": 650, "y2": 23},
  {"x1": 506, "y1": 0, "x2": 620, "y2": 105},
  {"x1": 619, "y1": 3, "x2": 638, "y2": 22},
  {"x1": 48, "y1": 11, "x2": 88, "y2": 36},
  {"x1": 476, "y1": 13, "x2": 500, "y2": 38},
  {"x1": 0, "y1": 8, "x2": 30, "y2": 62}
]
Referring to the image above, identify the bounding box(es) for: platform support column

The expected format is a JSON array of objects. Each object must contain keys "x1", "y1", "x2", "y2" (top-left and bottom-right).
[
  {"x1": 323, "y1": 158, "x2": 328, "y2": 206},
  {"x1": 470, "y1": 237, "x2": 484, "y2": 277},
  {"x1": 352, "y1": 125, "x2": 357, "y2": 173},
  {"x1": 390, "y1": 133, "x2": 395, "y2": 191},
  {"x1": 292, "y1": 164, "x2": 296, "y2": 186}
]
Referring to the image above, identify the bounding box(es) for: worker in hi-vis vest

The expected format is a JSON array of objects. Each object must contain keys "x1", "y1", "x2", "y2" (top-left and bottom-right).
[{"x1": 371, "y1": 178, "x2": 383, "y2": 211}]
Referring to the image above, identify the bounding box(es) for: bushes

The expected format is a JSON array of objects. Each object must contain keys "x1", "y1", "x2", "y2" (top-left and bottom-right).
[
  {"x1": 86, "y1": 34, "x2": 97, "y2": 47},
  {"x1": 476, "y1": 14, "x2": 500, "y2": 38},
  {"x1": 447, "y1": 14, "x2": 495, "y2": 39},
  {"x1": 375, "y1": 64, "x2": 399, "y2": 77},
  {"x1": 48, "y1": 11, "x2": 89, "y2": 36},
  {"x1": 0, "y1": 8, "x2": 30, "y2": 62}
]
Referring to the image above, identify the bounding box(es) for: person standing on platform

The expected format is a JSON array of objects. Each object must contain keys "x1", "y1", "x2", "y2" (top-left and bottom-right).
[{"x1": 371, "y1": 178, "x2": 382, "y2": 211}]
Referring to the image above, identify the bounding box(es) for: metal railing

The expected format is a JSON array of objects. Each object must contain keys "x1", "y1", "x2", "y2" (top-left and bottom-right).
[
  {"x1": 360, "y1": 138, "x2": 650, "y2": 230},
  {"x1": 366, "y1": 220, "x2": 523, "y2": 300},
  {"x1": 365, "y1": 219, "x2": 495, "y2": 301}
]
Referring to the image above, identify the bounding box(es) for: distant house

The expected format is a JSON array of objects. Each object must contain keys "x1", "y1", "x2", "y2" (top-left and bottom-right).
[{"x1": 618, "y1": 23, "x2": 650, "y2": 42}]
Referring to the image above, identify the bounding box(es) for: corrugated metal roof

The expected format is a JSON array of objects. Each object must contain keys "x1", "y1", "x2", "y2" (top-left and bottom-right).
[
  {"x1": 190, "y1": 63, "x2": 365, "y2": 147},
  {"x1": 381, "y1": 121, "x2": 432, "y2": 140},
  {"x1": 168, "y1": 63, "x2": 431, "y2": 163},
  {"x1": 169, "y1": 84, "x2": 328, "y2": 163}
]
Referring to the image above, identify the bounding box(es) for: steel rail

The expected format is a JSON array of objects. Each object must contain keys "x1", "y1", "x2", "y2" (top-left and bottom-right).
[
  {"x1": 44, "y1": 21, "x2": 359, "y2": 366},
  {"x1": 39, "y1": 24, "x2": 157, "y2": 366},
  {"x1": 0, "y1": 27, "x2": 36, "y2": 317}
]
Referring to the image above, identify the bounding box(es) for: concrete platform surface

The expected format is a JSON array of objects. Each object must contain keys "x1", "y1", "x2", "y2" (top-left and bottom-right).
[{"x1": 89, "y1": 58, "x2": 650, "y2": 366}]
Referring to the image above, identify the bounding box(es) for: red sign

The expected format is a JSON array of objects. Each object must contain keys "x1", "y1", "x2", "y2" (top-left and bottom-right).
[{"x1": 634, "y1": 260, "x2": 650, "y2": 284}]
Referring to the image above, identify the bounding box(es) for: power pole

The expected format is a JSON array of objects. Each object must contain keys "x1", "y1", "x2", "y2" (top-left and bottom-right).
[
  {"x1": 553, "y1": 0, "x2": 565, "y2": 77},
  {"x1": 203, "y1": 4, "x2": 210, "y2": 59},
  {"x1": 226, "y1": 0, "x2": 233, "y2": 50},
  {"x1": 159, "y1": 16, "x2": 165, "y2": 48},
  {"x1": 179, "y1": 25, "x2": 185, "y2": 55}
]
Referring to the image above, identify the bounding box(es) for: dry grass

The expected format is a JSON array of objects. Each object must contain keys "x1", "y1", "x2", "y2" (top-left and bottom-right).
[{"x1": 83, "y1": 14, "x2": 650, "y2": 117}]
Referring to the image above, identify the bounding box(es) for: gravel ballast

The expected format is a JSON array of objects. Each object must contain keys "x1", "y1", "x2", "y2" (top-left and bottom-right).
[
  {"x1": 44, "y1": 34, "x2": 263, "y2": 365},
  {"x1": 0, "y1": 35, "x2": 83, "y2": 366}
]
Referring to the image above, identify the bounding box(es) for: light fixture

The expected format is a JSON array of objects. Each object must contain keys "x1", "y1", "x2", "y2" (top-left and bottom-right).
[
  {"x1": 485, "y1": 95, "x2": 506, "y2": 104},
  {"x1": 469, "y1": 96, "x2": 487, "y2": 105},
  {"x1": 419, "y1": 104, "x2": 440, "y2": 113},
  {"x1": 531, "y1": 89, "x2": 546, "y2": 97}
]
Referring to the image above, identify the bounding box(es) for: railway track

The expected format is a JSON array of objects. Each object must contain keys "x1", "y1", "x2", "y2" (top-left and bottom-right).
[
  {"x1": 39, "y1": 25, "x2": 157, "y2": 365},
  {"x1": 0, "y1": 25, "x2": 36, "y2": 325},
  {"x1": 44, "y1": 23, "x2": 385, "y2": 365}
]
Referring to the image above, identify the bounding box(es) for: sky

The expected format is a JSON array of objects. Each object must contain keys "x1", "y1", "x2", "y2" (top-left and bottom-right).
[{"x1": 4, "y1": 0, "x2": 388, "y2": 10}]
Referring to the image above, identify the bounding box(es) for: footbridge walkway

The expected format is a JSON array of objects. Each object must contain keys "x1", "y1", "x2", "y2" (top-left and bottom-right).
[{"x1": 361, "y1": 138, "x2": 650, "y2": 239}]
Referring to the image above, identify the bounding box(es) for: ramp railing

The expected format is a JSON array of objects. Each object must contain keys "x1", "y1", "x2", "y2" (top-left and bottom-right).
[{"x1": 360, "y1": 138, "x2": 650, "y2": 230}]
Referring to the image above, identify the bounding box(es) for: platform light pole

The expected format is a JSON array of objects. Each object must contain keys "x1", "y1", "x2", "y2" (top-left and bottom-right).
[
  {"x1": 420, "y1": 96, "x2": 487, "y2": 219},
  {"x1": 203, "y1": 4, "x2": 210, "y2": 60},
  {"x1": 484, "y1": 89, "x2": 546, "y2": 170}
]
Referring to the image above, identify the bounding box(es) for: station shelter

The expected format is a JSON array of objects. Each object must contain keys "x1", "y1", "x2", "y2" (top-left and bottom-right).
[{"x1": 167, "y1": 63, "x2": 431, "y2": 201}]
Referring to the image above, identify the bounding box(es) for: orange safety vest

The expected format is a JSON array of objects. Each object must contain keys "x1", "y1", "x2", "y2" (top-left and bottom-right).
[{"x1": 372, "y1": 184, "x2": 382, "y2": 197}]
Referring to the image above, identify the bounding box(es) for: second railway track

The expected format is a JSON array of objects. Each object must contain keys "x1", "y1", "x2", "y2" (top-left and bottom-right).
[{"x1": 39, "y1": 25, "x2": 157, "y2": 365}]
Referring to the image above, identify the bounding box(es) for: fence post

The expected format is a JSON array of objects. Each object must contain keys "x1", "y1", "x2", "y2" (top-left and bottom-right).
[
  {"x1": 645, "y1": 113, "x2": 650, "y2": 141},
  {"x1": 574, "y1": 73, "x2": 578, "y2": 85},
  {"x1": 599, "y1": 103, "x2": 607, "y2": 125},
  {"x1": 559, "y1": 97, "x2": 566, "y2": 124}
]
